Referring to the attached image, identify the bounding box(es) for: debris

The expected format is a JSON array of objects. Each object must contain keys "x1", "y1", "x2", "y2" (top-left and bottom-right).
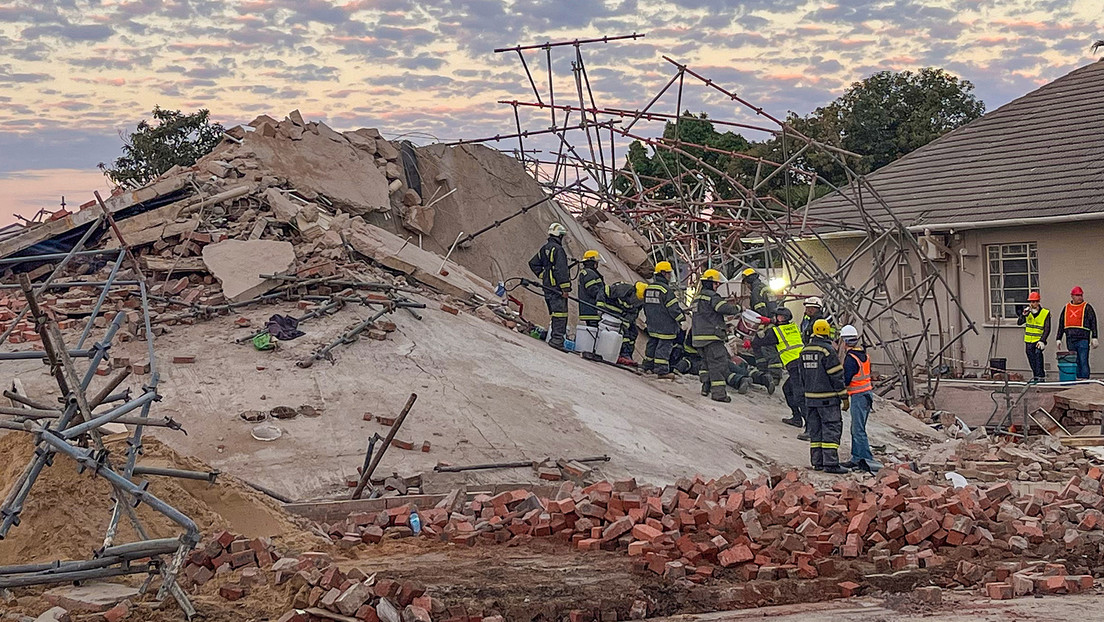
[{"x1": 202, "y1": 239, "x2": 296, "y2": 303}]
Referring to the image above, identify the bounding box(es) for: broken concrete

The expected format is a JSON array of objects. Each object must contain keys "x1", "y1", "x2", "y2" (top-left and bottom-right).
[
  {"x1": 202, "y1": 239, "x2": 295, "y2": 303},
  {"x1": 43, "y1": 582, "x2": 139, "y2": 613}
]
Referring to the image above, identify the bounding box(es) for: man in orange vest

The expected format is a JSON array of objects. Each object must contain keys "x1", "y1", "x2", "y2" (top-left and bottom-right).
[
  {"x1": 840, "y1": 324, "x2": 879, "y2": 472},
  {"x1": 1057, "y1": 286, "x2": 1099, "y2": 380},
  {"x1": 1016, "y1": 291, "x2": 1050, "y2": 381}
]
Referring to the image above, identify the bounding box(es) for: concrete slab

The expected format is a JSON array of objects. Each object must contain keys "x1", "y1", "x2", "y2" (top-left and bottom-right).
[
  {"x1": 43, "y1": 582, "x2": 138, "y2": 612},
  {"x1": 202, "y1": 239, "x2": 295, "y2": 303},
  {"x1": 34, "y1": 607, "x2": 70, "y2": 622}
]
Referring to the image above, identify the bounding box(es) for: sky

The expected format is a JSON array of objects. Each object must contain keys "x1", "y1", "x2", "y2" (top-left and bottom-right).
[{"x1": 0, "y1": 0, "x2": 1100, "y2": 223}]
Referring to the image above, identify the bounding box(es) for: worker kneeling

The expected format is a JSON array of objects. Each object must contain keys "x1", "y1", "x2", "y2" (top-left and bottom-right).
[
  {"x1": 596, "y1": 281, "x2": 646, "y2": 365},
  {"x1": 800, "y1": 319, "x2": 849, "y2": 474},
  {"x1": 643, "y1": 261, "x2": 685, "y2": 378},
  {"x1": 692, "y1": 269, "x2": 742, "y2": 403}
]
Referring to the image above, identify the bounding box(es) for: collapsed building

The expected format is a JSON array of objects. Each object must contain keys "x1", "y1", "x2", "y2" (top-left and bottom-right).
[{"x1": 3, "y1": 38, "x2": 1104, "y2": 622}]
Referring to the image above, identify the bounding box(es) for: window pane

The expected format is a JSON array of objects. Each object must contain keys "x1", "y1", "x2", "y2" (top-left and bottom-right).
[
  {"x1": 1003, "y1": 259, "x2": 1028, "y2": 273},
  {"x1": 1005, "y1": 275, "x2": 1028, "y2": 289},
  {"x1": 988, "y1": 246, "x2": 999, "y2": 260}
]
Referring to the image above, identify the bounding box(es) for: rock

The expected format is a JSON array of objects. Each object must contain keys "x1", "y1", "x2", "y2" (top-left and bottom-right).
[
  {"x1": 376, "y1": 140, "x2": 400, "y2": 161},
  {"x1": 33, "y1": 607, "x2": 70, "y2": 622},
  {"x1": 358, "y1": 127, "x2": 382, "y2": 140},
  {"x1": 264, "y1": 188, "x2": 301, "y2": 223},
  {"x1": 344, "y1": 131, "x2": 376, "y2": 153},
  {"x1": 335, "y1": 581, "x2": 375, "y2": 615},
  {"x1": 401, "y1": 189, "x2": 421, "y2": 207},
  {"x1": 402, "y1": 204, "x2": 434, "y2": 236},
  {"x1": 288, "y1": 109, "x2": 305, "y2": 126},
  {"x1": 315, "y1": 122, "x2": 346, "y2": 144},
  {"x1": 202, "y1": 240, "x2": 296, "y2": 303},
  {"x1": 385, "y1": 162, "x2": 402, "y2": 180},
  {"x1": 376, "y1": 598, "x2": 401, "y2": 622},
  {"x1": 43, "y1": 583, "x2": 139, "y2": 613}
]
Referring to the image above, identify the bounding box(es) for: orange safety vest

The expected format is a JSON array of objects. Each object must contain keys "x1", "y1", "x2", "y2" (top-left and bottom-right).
[
  {"x1": 1065, "y1": 302, "x2": 1087, "y2": 330},
  {"x1": 847, "y1": 351, "x2": 872, "y2": 395}
]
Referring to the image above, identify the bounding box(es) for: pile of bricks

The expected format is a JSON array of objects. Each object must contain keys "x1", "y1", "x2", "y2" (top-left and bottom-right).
[
  {"x1": 924, "y1": 435, "x2": 1092, "y2": 483},
  {"x1": 968, "y1": 560, "x2": 1093, "y2": 600},
  {"x1": 179, "y1": 530, "x2": 280, "y2": 590},
  {"x1": 274, "y1": 557, "x2": 439, "y2": 622}
]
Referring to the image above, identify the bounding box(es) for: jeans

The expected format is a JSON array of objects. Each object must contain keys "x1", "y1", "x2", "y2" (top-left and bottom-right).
[
  {"x1": 1025, "y1": 342, "x2": 1045, "y2": 380},
  {"x1": 1069, "y1": 338, "x2": 1091, "y2": 379},
  {"x1": 848, "y1": 392, "x2": 875, "y2": 462}
]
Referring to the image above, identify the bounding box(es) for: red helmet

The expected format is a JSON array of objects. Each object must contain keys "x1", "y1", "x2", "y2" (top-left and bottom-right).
[
  {"x1": 1027, "y1": 292, "x2": 1041, "y2": 302},
  {"x1": 1072, "y1": 286, "x2": 1084, "y2": 296}
]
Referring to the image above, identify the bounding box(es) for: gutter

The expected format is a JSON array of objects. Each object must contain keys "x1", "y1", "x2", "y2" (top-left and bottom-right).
[{"x1": 800, "y1": 210, "x2": 1104, "y2": 239}]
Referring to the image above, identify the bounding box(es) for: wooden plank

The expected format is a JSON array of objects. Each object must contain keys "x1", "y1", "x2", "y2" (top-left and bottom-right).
[
  {"x1": 283, "y1": 494, "x2": 447, "y2": 523},
  {"x1": 141, "y1": 256, "x2": 208, "y2": 272},
  {"x1": 1058, "y1": 436, "x2": 1104, "y2": 447}
]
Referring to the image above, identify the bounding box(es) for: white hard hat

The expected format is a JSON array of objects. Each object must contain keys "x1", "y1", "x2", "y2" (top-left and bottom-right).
[
  {"x1": 840, "y1": 325, "x2": 859, "y2": 339},
  {"x1": 548, "y1": 222, "x2": 567, "y2": 237},
  {"x1": 805, "y1": 296, "x2": 823, "y2": 308}
]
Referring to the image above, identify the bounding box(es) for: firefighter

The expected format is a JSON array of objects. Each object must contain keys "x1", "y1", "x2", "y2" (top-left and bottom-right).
[
  {"x1": 527, "y1": 223, "x2": 571, "y2": 350},
  {"x1": 577, "y1": 250, "x2": 605, "y2": 328},
  {"x1": 596, "y1": 281, "x2": 646, "y2": 365},
  {"x1": 643, "y1": 261, "x2": 685, "y2": 377},
  {"x1": 674, "y1": 330, "x2": 751, "y2": 394},
  {"x1": 751, "y1": 306, "x2": 805, "y2": 427},
  {"x1": 840, "y1": 324, "x2": 880, "y2": 472},
  {"x1": 692, "y1": 269, "x2": 742, "y2": 403},
  {"x1": 800, "y1": 319, "x2": 849, "y2": 474},
  {"x1": 800, "y1": 297, "x2": 836, "y2": 341},
  {"x1": 741, "y1": 268, "x2": 775, "y2": 316}
]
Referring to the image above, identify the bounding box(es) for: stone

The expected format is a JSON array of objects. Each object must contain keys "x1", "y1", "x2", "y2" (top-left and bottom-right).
[
  {"x1": 385, "y1": 162, "x2": 403, "y2": 180},
  {"x1": 376, "y1": 140, "x2": 400, "y2": 161},
  {"x1": 288, "y1": 109, "x2": 305, "y2": 126},
  {"x1": 401, "y1": 189, "x2": 421, "y2": 207},
  {"x1": 43, "y1": 582, "x2": 140, "y2": 613},
  {"x1": 202, "y1": 240, "x2": 296, "y2": 303},
  {"x1": 344, "y1": 131, "x2": 376, "y2": 153},
  {"x1": 33, "y1": 607, "x2": 70, "y2": 622},
  {"x1": 315, "y1": 121, "x2": 345, "y2": 143},
  {"x1": 265, "y1": 188, "x2": 301, "y2": 223},
  {"x1": 336, "y1": 582, "x2": 375, "y2": 616},
  {"x1": 376, "y1": 598, "x2": 402, "y2": 622}
]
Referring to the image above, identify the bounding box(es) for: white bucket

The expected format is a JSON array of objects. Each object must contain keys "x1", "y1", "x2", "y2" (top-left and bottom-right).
[
  {"x1": 595, "y1": 328, "x2": 621, "y2": 363},
  {"x1": 575, "y1": 325, "x2": 598, "y2": 354},
  {"x1": 599, "y1": 313, "x2": 622, "y2": 330}
]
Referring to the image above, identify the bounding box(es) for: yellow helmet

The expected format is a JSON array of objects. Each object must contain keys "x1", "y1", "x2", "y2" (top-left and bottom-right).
[
  {"x1": 700, "y1": 269, "x2": 724, "y2": 283},
  {"x1": 635, "y1": 282, "x2": 647, "y2": 300},
  {"x1": 741, "y1": 267, "x2": 757, "y2": 279},
  {"x1": 812, "y1": 319, "x2": 832, "y2": 336},
  {"x1": 582, "y1": 250, "x2": 600, "y2": 261},
  {"x1": 654, "y1": 261, "x2": 673, "y2": 275}
]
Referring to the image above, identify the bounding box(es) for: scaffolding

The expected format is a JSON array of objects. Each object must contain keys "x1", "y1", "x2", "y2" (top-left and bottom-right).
[{"x1": 449, "y1": 35, "x2": 977, "y2": 403}]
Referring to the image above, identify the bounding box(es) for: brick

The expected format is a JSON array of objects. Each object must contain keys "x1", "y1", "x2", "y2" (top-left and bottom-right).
[
  {"x1": 838, "y1": 581, "x2": 861, "y2": 598},
  {"x1": 985, "y1": 582, "x2": 1013, "y2": 600},
  {"x1": 718, "y1": 544, "x2": 753, "y2": 567},
  {"x1": 440, "y1": 304, "x2": 459, "y2": 315},
  {"x1": 377, "y1": 415, "x2": 397, "y2": 426},
  {"x1": 391, "y1": 438, "x2": 415, "y2": 451},
  {"x1": 103, "y1": 600, "x2": 129, "y2": 622},
  {"x1": 421, "y1": 441, "x2": 431, "y2": 453},
  {"x1": 219, "y1": 585, "x2": 246, "y2": 601},
  {"x1": 277, "y1": 611, "x2": 310, "y2": 622},
  {"x1": 631, "y1": 524, "x2": 662, "y2": 543},
  {"x1": 172, "y1": 355, "x2": 196, "y2": 364}
]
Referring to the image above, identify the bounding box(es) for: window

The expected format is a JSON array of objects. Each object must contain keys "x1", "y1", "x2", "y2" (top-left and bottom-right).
[{"x1": 987, "y1": 243, "x2": 1038, "y2": 319}]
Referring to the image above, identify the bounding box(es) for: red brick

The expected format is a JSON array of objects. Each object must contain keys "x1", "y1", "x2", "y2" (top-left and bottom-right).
[
  {"x1": 986, "y1": 582, "x2": 1013, "y2": 600},
  {"x1": 440, "y1": 304, "x2": 459, "y2": 315},
  {"x1": 718, "y1": 544, "x2": 753, "y2": 567},
  {"x1": 631, "y1": 524, "x2": 662, "y2": 543},
  {"x1": 838, "y1": 581, "x2": 861, "y2": 598},
  {"x1": 219, "y1": 585, "x2": 247, "y2": 601},
  {"x1": 391, "y1": 438, "x2": 415, "y2": 451},
  {"x1": 172, "y1": 355, "x2": 196, "y2": 364}
]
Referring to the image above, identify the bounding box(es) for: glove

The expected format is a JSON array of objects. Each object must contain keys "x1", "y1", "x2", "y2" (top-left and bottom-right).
[
  {"x1": 1056, "y1": 340, "x2": 1062, "y2": 351},
  {"x1": 1036, "y1": 341, "x2": 1045, "y2": 351},
  {"x1": 742, "y1": 339, "x2": 752, "y2": 350},
  {"x1": 841, "y1": 397, "x2": 850, "y2": 410},
  {"x1": 561, "y1": 290, "x2": 569, "y2": 299},
  {"x1": 1094, "y1": 338, "x2": 1100, "y2": 350}
]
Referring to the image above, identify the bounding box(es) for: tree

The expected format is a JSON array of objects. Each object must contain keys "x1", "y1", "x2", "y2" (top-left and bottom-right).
[{"x1": 102, "y1": 107, "x2": 224, "y2": 187}]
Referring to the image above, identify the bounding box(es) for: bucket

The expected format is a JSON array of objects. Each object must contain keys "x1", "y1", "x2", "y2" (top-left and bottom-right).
[
  {"x1": 1058, "y1": 352, "x2": 1077, "y2": 365},
  {"x1": 734, "y1": 309, "x2": 765, "y2": 337},
  {"x1": 575, "y1": 325, "x2": 598, "y2": 354},
  {"x1": 595, "y1": 328, "x2": 621, "y2": 363},
  {"x1": 564, "y1": 339, "x2": 575, "y2": 352},
  {"x1": 1058, "y1": 361, "x2": 1078, "y2": 382}
]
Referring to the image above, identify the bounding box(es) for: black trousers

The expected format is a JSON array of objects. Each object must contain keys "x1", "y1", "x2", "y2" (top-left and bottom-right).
[
  {"x1": 544, "y1": 292, "x2": 568, "y2": 347},
  {"x1": 699, "y1": 341, "x2": 731, "y2": 399},
  {"x1": 643, "y1": 336, "x2": 676, "y2": 373},
  {"x1": 782, "y1": 360, "x2": 807, "y2": 423},
  {"x1": 1025, "y1": 342, "x2": 1045, "y2": 380},
  {"x1": 807, "y1": 404, "x2": 842, "y2": 468}
]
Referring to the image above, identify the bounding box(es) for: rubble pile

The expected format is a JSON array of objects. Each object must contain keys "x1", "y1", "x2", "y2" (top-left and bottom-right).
[{"x1": 924, "y1": 435, "x2": 1091, "y2": 483}]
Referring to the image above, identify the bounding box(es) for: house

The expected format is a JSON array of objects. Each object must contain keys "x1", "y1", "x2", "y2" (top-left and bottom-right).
[{"x1": 798, "y1": 59, "x2": 1104, "y2": 379}]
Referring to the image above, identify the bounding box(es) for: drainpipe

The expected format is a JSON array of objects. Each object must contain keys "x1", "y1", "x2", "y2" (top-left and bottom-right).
[{"x1": 952, "y1": 236, "x2": 967, "y2": 376}]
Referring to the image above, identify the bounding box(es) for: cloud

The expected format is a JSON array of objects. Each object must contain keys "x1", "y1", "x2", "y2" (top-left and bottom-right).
[
  {"x1": 22, "y1": 23, "x2": 115, "y2": 42},
  {"x1": 0, "y1": 64, "x2": 50, "y2": 83}
]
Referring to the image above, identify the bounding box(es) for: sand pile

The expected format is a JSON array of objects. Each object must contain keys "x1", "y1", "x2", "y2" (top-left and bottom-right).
[{"x1": 0, "y1": 432, "x2": 316, "y2": 565}]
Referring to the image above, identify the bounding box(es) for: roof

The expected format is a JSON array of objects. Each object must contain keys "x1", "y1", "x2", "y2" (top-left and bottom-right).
[{"x1": 806, "y1": 60, "x2": 1104, "y2": 231}]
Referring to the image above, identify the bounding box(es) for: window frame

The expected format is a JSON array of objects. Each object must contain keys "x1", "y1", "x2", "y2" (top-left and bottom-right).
[{"x1": 985, "y1": 242, "x2": 1039, "y2": 321}]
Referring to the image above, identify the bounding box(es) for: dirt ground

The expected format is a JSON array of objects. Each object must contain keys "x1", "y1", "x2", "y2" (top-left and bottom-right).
[{"x1": 0, "y1": 292, "x2": 939, "y2": 502}]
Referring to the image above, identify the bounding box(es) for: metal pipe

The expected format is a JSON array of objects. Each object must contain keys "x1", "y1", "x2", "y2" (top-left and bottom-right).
[
  {"x1": 352, "y1": 393, "x2": 417, "y2": 499},
  {"x1": 0, "y1": 248, "x2": 121, "y2": 265},
  {"x1": 0, "y1": 350, "x2": 94, "y2": 360},
  {"x1": 3, "y1": 390, "x2": 55, "y2": 411},
  {"x1": 433, "y1": 455, "x2": 611, "y2": 473},
  {"x1": 0, "y1": 563, "x2": 155, "y2": 589},
  {"x1": 0, "y1": 405, "x2": 62, "y2": 417},
  {"x1": 96, "y1": 538, "x2": 181, "y2": 559},
  {"x1": 80, "y1": 311, "x2": 126, "y2": 391},
  {"x1": 132, "y1": 466, "x2": 219, "y2": 484},
  {"x1": 0, "y1": 280, "x2": 140, "y2": 289},
  {"x1": 61, "y1": 390, "x2": 157, "y2": 439},
  {"x1": 78, "y1": 249, "x2": 127, "y2": 349},
  {"x1": 89, "y1": 368, "x2": 131, "y2": 408}
]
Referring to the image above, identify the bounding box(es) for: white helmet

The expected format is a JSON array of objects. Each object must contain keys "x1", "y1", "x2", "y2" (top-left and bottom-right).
[
  {"x1": 548, "y1": 222, "x2": 567, "y2": 237},
  {"x1": 840, "y1": 325, "x2": 859, "y2": 340},
  {"x1": 805, "y1": 296, "x2": 823, "y2": 308}
]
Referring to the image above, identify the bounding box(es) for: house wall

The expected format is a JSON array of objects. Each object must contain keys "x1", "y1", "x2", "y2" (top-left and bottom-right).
[{"x1": 794, "y1": 221, "x2": 1104, "y2": 379}]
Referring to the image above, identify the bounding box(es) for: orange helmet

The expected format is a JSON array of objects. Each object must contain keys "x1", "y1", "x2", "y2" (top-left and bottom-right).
[{"x1": 1027, "y1": 292, "x2": 1041, "y2": 302}]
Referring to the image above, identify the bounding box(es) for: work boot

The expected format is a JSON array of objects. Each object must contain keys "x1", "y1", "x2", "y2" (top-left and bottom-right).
[
  {"x1": 839, "y1": 460, "x2": 857, "y2": 469},
  {"x1": 711, "y1": 394, "x2": 732, "y2": 403},
  {"x1": 822, "y1": 465, "x2": 849, "y2": 475},
  {"x1": 781, "y1": 417, "x2": 803, "y2": 428},
  {"x1": 701, "y1": 384, "x2": 709, "y2": 396},
  {"x1": 737, "y1": 377, "x2": 752, "y2": 394},
  {"x1": 616, "y1": 356, "x2": 635, "y2": 366},
  {"x1": 764, "y1": 375, "x2": 776, "y2": 395},
  {"x1": 797, "y1": 432, "x2": 809, "y2": 441}
]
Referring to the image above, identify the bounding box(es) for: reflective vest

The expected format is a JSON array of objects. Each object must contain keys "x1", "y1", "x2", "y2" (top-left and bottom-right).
[
  {"x1": 1065, "y1": 302, "x2": 1086, "y2": 330},
  {"x1": 847, "y1": 351, "x2": 872, "y2": 395},
  {"x1": 773, "y1": 322, "x2": 803, "y2": 366},
  {"x1": 1023, "y1": 307, "x2": 1049, "y2": 343}
]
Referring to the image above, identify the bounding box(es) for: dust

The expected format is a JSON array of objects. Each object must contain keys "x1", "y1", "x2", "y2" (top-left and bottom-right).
[{"x1": 0, "y1": 431, "x2": 321, "y2": 565}]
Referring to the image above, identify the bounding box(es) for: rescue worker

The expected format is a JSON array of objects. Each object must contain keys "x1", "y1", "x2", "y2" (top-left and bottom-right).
[
  {"x1": 741, "y1": 268, "x2": 775, "y2": 316},
  {"x1": 643, "y1": 261, "x2": 685, "y2": 378},
  {"x1": 527, "y1": 223, "x2": 571, "y2": 350},
  {"x1": 596, "y1": 281, "x2": 646, "y2": 365},
  {"x1": 840, "y1": 325, "x2": 879, "y2": 472},
  {"x1": 1016, "y1": 291, "x2": 1050, "y2": 382},
  {"x1": 674, "y1": 331, "x2": 751, "y2": 394},
  {"x1": 692, "y1": 269, "x2": 742, "y2": 403},
  {"x1": 577, "y1": 250, "x2": 605, "y2": 327},
  {"x1": 800, "y1": 297, "x2": 835, "y2": 341},
  {"x1": 800, "y1": 319, "x2": 849, "y2": 474},
  {"x1": 751, "y1": 307, "x2": 804, "y2": 427},
  {"x1": 1057, "y1": 286, "x2": 1098, "y2": 380}
]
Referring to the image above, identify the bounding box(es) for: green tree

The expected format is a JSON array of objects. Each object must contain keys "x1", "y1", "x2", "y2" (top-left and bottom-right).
[{"x1": 102, "y1": 107, "x2": 224, "y2": 187}]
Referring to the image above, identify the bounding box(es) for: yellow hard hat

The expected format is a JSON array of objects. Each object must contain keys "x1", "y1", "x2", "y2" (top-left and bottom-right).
[
  {"x1": 812, "y1": 319, "x2": 832, "y2": 336},
  {"x1": 701, "y1": 269, "x2": 724, "y2": 283},
  {"x1": 654, "y1": 261, "x2": 673, "y2": 275},
  {"x1": 583, "y1": 250, "x2": 600, "y2": 261},
  {"x1": 741, "y1": 268, "x2": 757, "y2": 279},
  {"x1": 635, "y1": 282, "x2": 647, "y2": 300}
]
